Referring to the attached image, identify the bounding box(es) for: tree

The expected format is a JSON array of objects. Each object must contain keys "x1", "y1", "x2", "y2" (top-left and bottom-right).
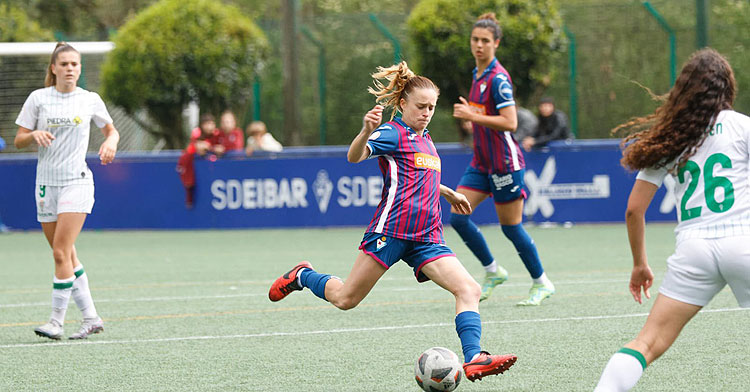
[
  {"x1": 100, "y1": 0, "x2": 268, "y2": 149},
  {"x1": 0, "y1": 3, "x2": 54, "y2": 42},
  {"x1": 407, "y1": 0, "x2": 565, "y2": 106}
]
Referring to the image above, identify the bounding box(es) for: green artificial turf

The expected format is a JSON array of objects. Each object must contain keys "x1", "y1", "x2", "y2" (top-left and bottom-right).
[{"x1": 1, "y1": 224, "x2": 747, "y2": 391}]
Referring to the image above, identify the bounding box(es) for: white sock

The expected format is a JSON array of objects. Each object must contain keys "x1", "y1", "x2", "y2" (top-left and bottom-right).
[
  {"x1": 483, "y1": 260, "x2": 497, "y2": 274},
  {"x1": 50, "y1": 275, "x2": 75, "y2": 325},
  {"x1": 532, "y1": 272, "x2": 552, "y2": 286},
  {"x1": 594, "y1": 349, "x2": 646, "y2": 392},
  {"x1": 72, "y1": 265, "x2": 98, "y2": 319}
]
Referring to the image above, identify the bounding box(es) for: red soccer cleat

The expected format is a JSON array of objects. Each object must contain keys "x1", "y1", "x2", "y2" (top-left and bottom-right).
[
  {"x1": 463, "y1": 351, "x2": 517, "y2": 381},
  {"x1": 268, "y1": 261, "x2": 313, "y2": 302}
]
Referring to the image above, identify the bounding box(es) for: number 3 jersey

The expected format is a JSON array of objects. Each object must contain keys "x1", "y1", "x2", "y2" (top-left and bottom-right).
[
  {"x1": 16, "y1": 86, "x2": 113, "y2": 186},
  {"x1": 637, "y1": 110, "x2": 750, "y2": 241},
  {"x1": 365, "y1": 117, "x2": 445, "y2": 244}
]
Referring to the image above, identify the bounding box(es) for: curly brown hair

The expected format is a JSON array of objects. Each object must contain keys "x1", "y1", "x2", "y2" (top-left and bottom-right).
[{"x1": 616, "y1": 48, "x2": 736, "y2": 171}]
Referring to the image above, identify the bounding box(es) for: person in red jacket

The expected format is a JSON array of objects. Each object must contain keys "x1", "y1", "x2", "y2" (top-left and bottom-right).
[{"x1": 178, "y1": 114, "x2": 222, "y2": 208}]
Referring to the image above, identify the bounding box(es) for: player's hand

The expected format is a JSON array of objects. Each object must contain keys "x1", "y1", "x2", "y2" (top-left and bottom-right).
[
  {"x1": 629, "y1": 264, "x2": 654, "y2": 304},
  {"x1": 522, "y1": 137, "x2": 535, "y2": 152},
  {"x1": 362, "y1": 105, "x2": 384, "y2": 133},
  {"x1": 453, "y1": 97, "x2": 473, "y2": 121},
  {"x1": 31, "y1": 130, "x2": 55, "y2": 147},
  {"x1": 98, "y1": 138, "x2": 117, "y2": 165},
  {"x1": 445, "y1": 190, "x2": 472, "y2": 215}
]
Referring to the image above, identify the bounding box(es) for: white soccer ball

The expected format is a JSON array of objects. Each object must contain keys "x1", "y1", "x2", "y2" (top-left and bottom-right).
[{"x1": 414, "y1": 347, "x2": 463, "y2": 392}]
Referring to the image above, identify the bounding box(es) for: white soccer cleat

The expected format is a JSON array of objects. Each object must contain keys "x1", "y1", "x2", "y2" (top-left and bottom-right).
[
  {"x1": 69, "y1": 317, "x2": 104, "y2": 340},
  {"x1": 34, "y1": 320, "x2": 64, "y2": 340}
]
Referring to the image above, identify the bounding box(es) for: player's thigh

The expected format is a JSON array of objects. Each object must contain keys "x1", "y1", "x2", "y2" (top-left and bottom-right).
[
  {"x1": 421, "y1": 256, "x2": 481, "y2": 310},
  {"x1": 628, "y1": 294, "x2": 701, "y2": 363},
  {"x1": 659, "y1": 238, "x2": 726, "y2": 307},
  {"x1": 494, "y1": 198, "x2": 524, "y2": 225},
  {"x1": 52, "y1": 213, "x2": 87, "y2": 250},
  {"x1": 455, "y1": 166, "x2": 490, "y2": 212},
  {"x1": 334, "y1": 251, "x2": 387, "y2": 305},
  {"x1": 41, "y1": 222, "x2": 57, "y2": 248},
  {"x1": 454, "y1": 188, "x2": 489, "y2": 212},
  {"x1": 716, "y1": 235, "x2": 750, "y2": 308}
]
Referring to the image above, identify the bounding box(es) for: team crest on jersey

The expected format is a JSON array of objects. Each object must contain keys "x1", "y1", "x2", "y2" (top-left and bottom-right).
[
  {"x1": 480, "y1": 82, "x2": 487, "y2": 93},
  {"x1": 376, "y1": 236, "x2": 387, "y2": 250},
  {"x1": 414, "y1": 153, "x2": 441, "y2": 172},
  {"x1": 73, "y1": 116, "x2": 82, "y2": 125}
]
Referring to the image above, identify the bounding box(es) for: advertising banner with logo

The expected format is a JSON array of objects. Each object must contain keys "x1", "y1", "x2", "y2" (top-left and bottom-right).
[{"x1": 0, "y1": 141, "x2": 678, "y2": 230}]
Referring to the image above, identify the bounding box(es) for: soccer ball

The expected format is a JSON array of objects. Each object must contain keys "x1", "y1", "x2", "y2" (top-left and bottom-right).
[{"x1": 414, "y1": 347, "x2": 463, "y2": 392}]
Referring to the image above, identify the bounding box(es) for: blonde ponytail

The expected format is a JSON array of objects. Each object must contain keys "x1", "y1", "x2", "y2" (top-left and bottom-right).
[{"x1": 368, "y1": 61, "x2": 439, "y2": 120}]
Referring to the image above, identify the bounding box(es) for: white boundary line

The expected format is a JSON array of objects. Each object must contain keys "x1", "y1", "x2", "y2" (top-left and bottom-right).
[
  {"x1": 0, "y1": 279, "x2": 633, "y2": 308},
  {"x1": 0, "y1": 307, "x2": 745, "y2": 349}
]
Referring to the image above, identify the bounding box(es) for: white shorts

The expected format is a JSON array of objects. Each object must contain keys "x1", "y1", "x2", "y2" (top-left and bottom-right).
[
  {"x1": 35, "y1": 184, "x2": 95, "y2": 223},
  {"x1": 659, "y1": 236, "x2": 750, "y2": 308}
]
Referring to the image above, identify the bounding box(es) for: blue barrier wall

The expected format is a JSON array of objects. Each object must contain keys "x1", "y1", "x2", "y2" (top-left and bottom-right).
[{"x1": 0, "y1": 140, "x2": 676, "y2": 230}]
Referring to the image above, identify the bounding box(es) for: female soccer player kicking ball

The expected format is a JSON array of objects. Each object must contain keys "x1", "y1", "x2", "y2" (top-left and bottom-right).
[
  {"x1": 269, "y1": 61, "x2": 516, "y2": 382},
  {"x1": 595, "y1": 48, "x2": 750, "y2": 391},
  {"x1": 15, "y1": 42, "x2": 118, "y2": 340}
]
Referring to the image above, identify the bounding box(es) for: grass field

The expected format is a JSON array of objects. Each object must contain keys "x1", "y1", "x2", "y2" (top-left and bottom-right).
[{"x1": 1, "y1": 223, "x2": 748, "y2": 391}]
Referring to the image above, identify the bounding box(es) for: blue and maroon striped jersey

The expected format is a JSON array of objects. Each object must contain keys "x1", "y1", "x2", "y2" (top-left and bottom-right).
[
  {"x1": 364, "y1": 117, "x2": 445, "y2": 244},
  {"x1": 468, "y1": 57, "x2": 525, "y2": 174}
]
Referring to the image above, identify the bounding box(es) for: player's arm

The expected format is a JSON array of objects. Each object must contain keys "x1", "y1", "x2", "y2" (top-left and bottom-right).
[
  {"x1": 454, "y1": 98, "x2": 517, "y2": 132},
  {"x1": 348, "y1": 105, "x2": 383, "y2": 163},
  {"x1": 14, "y1": 126, "x2": 55, "y2": 149},
  {"x1": 440, "y1": 184, "x2": 472, "y2": 215},
  {"x1": 98, "y1": 123, "x2": 119, "y2": 165},
  {"x1": 625, "y1": 179, "x2": 659, "y2": 304}
]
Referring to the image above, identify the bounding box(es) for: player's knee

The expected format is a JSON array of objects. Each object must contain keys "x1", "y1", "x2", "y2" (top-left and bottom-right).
[
  {"x1": 454, "y1": 279, "x2": 481, "y2": 303},
  {"x1": 51, "y1": 247, "x2": 68, "y2": 265},
  {"x1": 331, "y1": 295, "x2": 361, "y2": 311}
]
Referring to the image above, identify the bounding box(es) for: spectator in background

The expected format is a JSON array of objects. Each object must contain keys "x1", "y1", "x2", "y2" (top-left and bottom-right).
[
  {"x1": 219, "y1": 110, "x2": 245, "y2": 152},
  {"x1": 177, "y1": 114, "x2": 222, "y2": 208},
  {"x1": 245, "y1": 121, "x2": 282, "y2": 156},
  {"x1": 457, "y1": 119, "x2": 474, "y2": 146},
  {"x1": 522, "y1": 96, "x2": 572, "y2": 151},
  {"x1": 189, "y1": 113, "x2": 225, "y2": 157},
  {"x1": 513, "y1": 105, "x2": 539, "y2": 143}
]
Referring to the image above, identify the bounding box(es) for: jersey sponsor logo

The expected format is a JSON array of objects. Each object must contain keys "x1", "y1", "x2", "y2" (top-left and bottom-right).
[
  {"x1": 498, "y1": 80, "x2": 513, "y2": 100},
  {"x1": 46, "y1": 117, "x2": 82, "y2": 128},
  {"x1": 414, "y1": 152, "x2": 441, "y2": 172},
  {"x1": 468, "y1": 101, "x2": 486, "y2": 115}
]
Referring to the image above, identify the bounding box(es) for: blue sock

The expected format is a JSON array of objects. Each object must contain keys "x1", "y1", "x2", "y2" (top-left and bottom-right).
[
  {"x1": 501, "y1": 223, "x2": 544, "y2": 279},
  {"x1": 450, "y1": 213, "x2": 494, "y2": 267},
  {"x1": 298, "y1": 268, "x2": 332, "y2": 301},
  {"x1": 455, "y1": 311, "x2": 482, "y2": 363}
]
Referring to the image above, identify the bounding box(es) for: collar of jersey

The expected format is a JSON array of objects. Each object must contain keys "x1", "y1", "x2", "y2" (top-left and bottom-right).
[
  {"x1": 393, "y1": 116, "x2": 429, "y2": 136},
  {"x1": 472, "y1": 57, "x2": 498, "y2": 82}
]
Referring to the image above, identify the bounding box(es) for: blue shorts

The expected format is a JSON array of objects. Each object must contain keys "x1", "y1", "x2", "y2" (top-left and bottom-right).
[
  {"x1": 359, "y1": 233, "x2": 455, "y2": 282},
  {"x1": 457, "y1": 166, "x2": 528, "y2": 204}
]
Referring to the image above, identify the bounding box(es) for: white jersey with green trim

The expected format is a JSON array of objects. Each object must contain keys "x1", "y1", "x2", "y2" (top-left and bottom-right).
[
  {"x1": 637, "y1": 110, "x2": 750, "y2": 241},
  {"x1": 15, "y1": 86, "x2": 113, "y2": 186}
]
